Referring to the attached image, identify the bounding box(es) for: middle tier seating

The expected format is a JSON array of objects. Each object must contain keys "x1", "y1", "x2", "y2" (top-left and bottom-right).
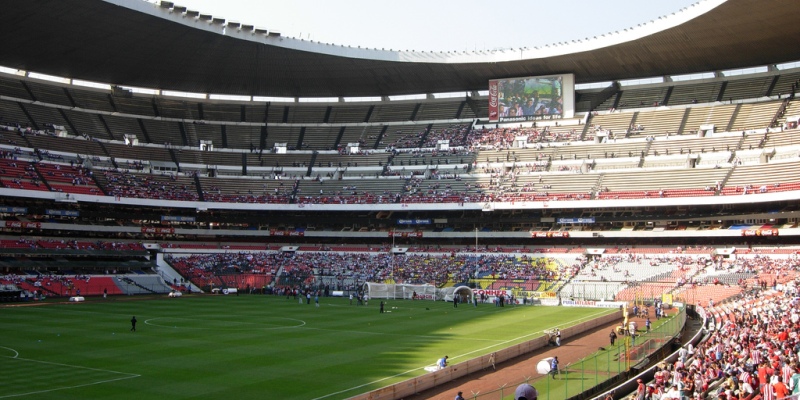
[{"x1": 0, "y1": 77, "x2": 796, "y2": 206}]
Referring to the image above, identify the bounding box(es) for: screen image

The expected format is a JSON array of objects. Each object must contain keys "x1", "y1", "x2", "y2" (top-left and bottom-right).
[{"x1": 488, "y1": 74, "x2": 574, "y2": 122}]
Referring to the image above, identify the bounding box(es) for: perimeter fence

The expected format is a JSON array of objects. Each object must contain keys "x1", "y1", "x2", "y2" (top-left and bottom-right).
[{"x1": 466, "y1": 306, "x2": 686, "y2": 400}]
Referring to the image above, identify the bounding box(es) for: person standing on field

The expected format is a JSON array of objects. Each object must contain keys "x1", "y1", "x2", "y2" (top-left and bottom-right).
[{"x1": 549, "y1": 356, "x2": 559, "y2": 378}]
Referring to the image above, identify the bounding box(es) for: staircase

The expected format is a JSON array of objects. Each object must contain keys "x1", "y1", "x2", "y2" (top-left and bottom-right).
[
  {"x1": 717, "y1": 165, "x2": 737, "y2": 195},
  {"x1": 193, "y1": 174, "x2": 204, "y2": 201}
]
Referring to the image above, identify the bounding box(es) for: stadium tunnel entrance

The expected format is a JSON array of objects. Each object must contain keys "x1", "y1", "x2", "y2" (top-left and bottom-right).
[{"x1": 441, "y1": 285, "x2": 474, "y2": 304}]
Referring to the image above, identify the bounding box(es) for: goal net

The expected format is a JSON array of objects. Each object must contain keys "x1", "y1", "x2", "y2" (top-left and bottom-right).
[{"x1": 363, "y1": 282, "x2": 438, "y2": 300}]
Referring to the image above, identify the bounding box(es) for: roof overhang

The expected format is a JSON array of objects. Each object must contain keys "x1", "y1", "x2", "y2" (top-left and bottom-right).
[{"x1": 2, "y1": 0, "x2": 799, "y2": 97}]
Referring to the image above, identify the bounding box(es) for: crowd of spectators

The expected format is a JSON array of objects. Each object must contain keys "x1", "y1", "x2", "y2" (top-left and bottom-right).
[
  {"x1": 203, "y1": 191, "x2": 293, "y2": 204},
  {"x1": 166, "y1": 252, "x2": 564, "y2": 291},
  {"x1": 165, "y1": 248, "x2": 800, "y2": 302},
  {"x1": 385, "y1": 127, "x2": 429, "y2": 149},
  {"x1": 0, "y1": 238, "x2": 145, "y2": 251},
  {"x1": 398, "y1": 176, "x2": 488, "y2": 204},
  {"x1": 467, "y1": 126, "x2": 582, "y2": 151},
  {"x1": 0, "y1": 115, "x2": 797, "y2": 207},
  {"x1": 420, "y1": 124, "x2": 472, "y2": 148},
  {"x1": 295, "y1": 191, "x2": 398, "y2": 205},
  {"x1": 0, "y1": 156, "x2": 43, "y2": 187},
  {"x1": 37, "y1": 161, "x2": 95, "y2": 186},
  {"x1": 203, "y1": 179, "x2": 296, "y2": 204},
  {"x1": 102, "y1": 170, "x2": 199, "y2": 201},
  {"x1": 628, "y1": 279, "x2": 800, "y2": 400}
]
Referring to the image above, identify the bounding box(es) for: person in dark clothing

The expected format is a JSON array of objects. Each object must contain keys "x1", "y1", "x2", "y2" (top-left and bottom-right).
[
  {"x1": 130, "y1": 316, "x2": 137, "y2": 332},
  {"x1": 379, "y1": 301, "x2": 385, "y2": 313},
  {"x1": 609, "y1": 329, "x2": 617, "y2": 346}
]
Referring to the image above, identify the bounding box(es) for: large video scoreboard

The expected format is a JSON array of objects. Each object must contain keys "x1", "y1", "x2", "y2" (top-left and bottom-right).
[{"x1": 488, "y1": 74, "x2": 575, "y2": 122}]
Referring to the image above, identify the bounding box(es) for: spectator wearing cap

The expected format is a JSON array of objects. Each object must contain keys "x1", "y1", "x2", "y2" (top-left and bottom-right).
[{"x1": 514, "y1": 383, "x2": 538, "y2": 400}]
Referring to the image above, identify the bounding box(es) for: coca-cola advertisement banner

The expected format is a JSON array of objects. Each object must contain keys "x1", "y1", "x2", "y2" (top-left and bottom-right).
[
  {"x1": 141, "y1": 227, "x2": 175, "y2": 234},
  {"x1": 5, "y1": 221, "x2": 41, "y2": 229},
  {"x1": 488, "y1": 80, "x2": 500, "y2": 121},
  {"x1": 530, "y1": 231, "x2": 570, "y2": 238},
  {"x1": 388, "y1": 231, "x2": 423, "y2": 238},
  {"x1": 741, "y1": 229, "x2": 779, "y2": 237},
  {"x1": 269, "y1": 230, "x2": 305, "y2": 237}
]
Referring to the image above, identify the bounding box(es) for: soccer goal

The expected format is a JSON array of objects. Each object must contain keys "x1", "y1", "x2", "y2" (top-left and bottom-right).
[{"x1": 363, "y1": 282, "x2": 438, "y2": 300}]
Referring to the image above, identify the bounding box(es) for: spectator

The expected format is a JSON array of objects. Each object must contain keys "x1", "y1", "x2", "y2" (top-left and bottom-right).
[{"x1": 514, "y1": 383, "x2": 538, "y2": 400}]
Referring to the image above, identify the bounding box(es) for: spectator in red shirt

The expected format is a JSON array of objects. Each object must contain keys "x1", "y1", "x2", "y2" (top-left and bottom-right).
[
  {"x1": 759, "y1": 362, "x2": 770, "y2": 390},
  {"x1": 773, "y1": 376, "x2": 790, "y2": 399}
]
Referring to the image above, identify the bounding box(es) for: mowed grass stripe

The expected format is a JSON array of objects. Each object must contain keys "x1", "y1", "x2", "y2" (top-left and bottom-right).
[
  {"x1": 0, "y1": 355, "x2": 138, "y2": 399},
  {"x1": 0, "y1": 296, "x2": 613, "y2": 399}
]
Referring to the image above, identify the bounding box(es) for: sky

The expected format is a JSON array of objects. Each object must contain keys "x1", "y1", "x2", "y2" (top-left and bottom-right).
[{"x1": 172, "y1": 0, "x2": 700, "y2": 52}]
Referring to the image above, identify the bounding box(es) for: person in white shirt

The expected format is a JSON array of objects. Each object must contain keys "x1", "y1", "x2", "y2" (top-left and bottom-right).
[
  {"x1": 678, "y1": 346, "x2": 688, "y2": 364},
  {"x1": 663, "y1": 384, "x2": 681, "y2": 400},
  {"x1": 739, "y1": 380, "x2": 755, "y2": 398}
]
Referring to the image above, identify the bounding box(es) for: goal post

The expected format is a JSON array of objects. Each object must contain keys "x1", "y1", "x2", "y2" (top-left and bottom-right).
[{"x1": 363, "y1": 282, "x2": 438, "y2": 300}]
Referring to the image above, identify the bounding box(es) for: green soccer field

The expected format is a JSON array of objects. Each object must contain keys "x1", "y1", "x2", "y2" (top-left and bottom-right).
[{"x1": 0, "y1": 295, "x2": 614, "y2": 399}]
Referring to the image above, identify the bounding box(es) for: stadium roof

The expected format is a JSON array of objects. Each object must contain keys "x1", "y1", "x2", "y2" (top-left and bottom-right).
[{"x1": 3, "y1": 0, "x2": 800, "y2": 98}]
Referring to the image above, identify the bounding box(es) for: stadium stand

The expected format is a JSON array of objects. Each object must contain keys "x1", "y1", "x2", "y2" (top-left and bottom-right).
[{"x1": 2, "y1": 1, "x2": 800, "y2": 398}]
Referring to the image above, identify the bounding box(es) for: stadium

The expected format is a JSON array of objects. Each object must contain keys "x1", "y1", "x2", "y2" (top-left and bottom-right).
[{"x1": 1, "y1": 0, "x2": 800, "y2": 399}]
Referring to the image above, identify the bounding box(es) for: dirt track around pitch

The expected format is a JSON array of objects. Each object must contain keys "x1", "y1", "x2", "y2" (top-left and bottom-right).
[{"x1": 405, "y1": 318, "x2": 627, "y2": 400}]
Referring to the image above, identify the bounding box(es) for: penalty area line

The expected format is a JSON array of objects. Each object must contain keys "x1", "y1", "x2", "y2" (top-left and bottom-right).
[
  {"x1": 0, "y1": 346, "x2": 19, "y2": 358},
  {"x1": 0, "y1": 356, "x2": 140, "y2": 399}
]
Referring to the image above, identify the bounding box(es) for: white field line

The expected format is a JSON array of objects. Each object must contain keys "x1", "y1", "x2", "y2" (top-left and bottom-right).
[
  {"x1": 0, "y1": 346, "x2": 19, "y2": 358},
  {"x1": 0, "y1": 353, "x2": 140, "y2": 399}
]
